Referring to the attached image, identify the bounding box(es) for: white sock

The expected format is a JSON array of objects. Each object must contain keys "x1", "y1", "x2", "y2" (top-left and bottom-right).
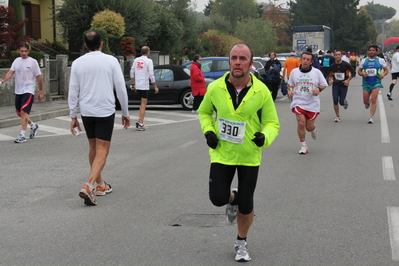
[
  {"x1": 20, "y1": 130, "x2": 26, "y2": 137},
  {"x1": 29, "y1": 122, "x2": 35, "y2": 128},
  {"x1": 301, "y1": 141, "x2": 306, "y2": 146}
]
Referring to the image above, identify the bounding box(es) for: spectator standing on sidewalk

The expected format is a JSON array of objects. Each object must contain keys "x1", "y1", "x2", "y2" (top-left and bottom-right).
[
  {"x1": 198, "y1": 43, "x2": 280, "y2": 262},
  {"x1": 0, "y1": 42, "x2": 43, "y2": 143},
  {"x1": 69, "y1": 30, "x2": 130, "y2": 206},
  {"x1": 189, "y1": 54, "x2": 206, "y2": 113},
  {"x1": 130, "y1": 46, "x2": 159, "y2": 131}
]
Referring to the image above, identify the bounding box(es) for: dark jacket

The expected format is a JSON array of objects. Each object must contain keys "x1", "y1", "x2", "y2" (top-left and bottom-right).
[{"x1": 264, "y1": 58, "x2": 281, "y2": 83}]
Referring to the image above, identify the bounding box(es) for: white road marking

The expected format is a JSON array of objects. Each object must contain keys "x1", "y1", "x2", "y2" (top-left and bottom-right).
[
  {"x1": 382, "y1": 156, "x2": 395, "y2": 180},
  {"x1": 179, "y1": 140, "x2": 198, "y2": 148},
  {"x1": 387, "y1": 207, "x2": 399, "y2": 260},
  {"x1": 378, "y1": 91, "x2": 390, "y2": 143},
  {"x1": 0, "y1": 133, "x2": 13, "y2": 141}
]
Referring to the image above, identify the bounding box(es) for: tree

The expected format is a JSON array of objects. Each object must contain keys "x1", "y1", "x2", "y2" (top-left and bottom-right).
[
  {"x1": 364, "y1": 1, "x2": 396, "y2": 21},
  {"x1": 364, "y1": 1, "x2": 396, "y2": 34},
  {"x1": 348, "y1": 7, "x2": 377, "y2": 54},
  {"x1": 261, "y1": 1, "x2": 291, "y2": 47},
  {"x1": 210, "y1": 0, "x2": 259, "y2": 30},
  {"x1": 8, "y1": 0, "x2": 23, "y2": 37},
  {"x1": 288, "y1": 0, "x2": 360, "y2": 52},
  {"x1": 203, "y1": 29, "x2": 242, "y2": 56},
  {"x1": 91, "y1": 9, "x2": 125, "y2": 39},
  {"x1": 0, "y1": 6, "x2": 28, "y2": 59},
  {"x1": 235, "y1": 17, "x2": 277, "y2": 56},
  {"x1": 55, "y1": 0, "x2": 157, "y2": 54}
]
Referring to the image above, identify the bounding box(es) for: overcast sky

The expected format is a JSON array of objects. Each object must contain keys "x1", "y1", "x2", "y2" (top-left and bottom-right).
[{"x1": 192, "y1": 0, "x2": 399, "y2": 20}]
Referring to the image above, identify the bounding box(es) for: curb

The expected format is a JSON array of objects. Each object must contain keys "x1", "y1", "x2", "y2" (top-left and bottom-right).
[{"x1": 0, "y1": 109, "x2": 70, "y2": 128}]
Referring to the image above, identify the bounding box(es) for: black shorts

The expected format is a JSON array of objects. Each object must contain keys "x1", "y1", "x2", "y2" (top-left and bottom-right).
[
  {"x1": 82, "y1": 113, "x2": 115, "y2": 141},
  {"x1": 392, "y1": 72, "x2": 399, "y2": 80},
  {"x1": 15, "y1": 93, "x2": 34, "y2": 114},
  {"x1": 137, "y1": 90, "x2": 149, "y2": 99}
]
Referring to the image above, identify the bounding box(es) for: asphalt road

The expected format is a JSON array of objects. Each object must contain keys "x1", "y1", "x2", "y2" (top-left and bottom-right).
[{"x1": 1, "y1": 76, "x2": 399, "y2": 265}]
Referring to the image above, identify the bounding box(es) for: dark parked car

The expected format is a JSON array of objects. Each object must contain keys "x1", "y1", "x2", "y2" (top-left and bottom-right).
[
  {"x1": 183, "y1": 57, "x2": 259, "y2": 80},
  {"x1": 116, "y1": 65, "x2": 214, "y2": 110}
]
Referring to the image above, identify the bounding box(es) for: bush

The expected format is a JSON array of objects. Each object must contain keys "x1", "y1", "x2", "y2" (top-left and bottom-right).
[
  {"x1": 0, "y1": 59, "x2": 10, "y2": 68},
  {"x1": 91, "y1": 9, "x2": 125, "y2": 39}
]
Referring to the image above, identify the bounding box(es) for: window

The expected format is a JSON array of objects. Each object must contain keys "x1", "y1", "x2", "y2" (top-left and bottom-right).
[
  {"x1": 22, "y1": 2, "x2": 41, "y2": 39},
  {"x1": 155, "y1": 69, "x2": 173, "y2": 82},
  {"x1": 215, "y1": 60, "x2": 230, "y2": 71}
]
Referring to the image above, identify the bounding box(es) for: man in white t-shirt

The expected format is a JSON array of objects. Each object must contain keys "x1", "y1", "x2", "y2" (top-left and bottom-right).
[
  {"x1": 387, "y1": 45, "x2": 399, "y2": 100},
  {"x1": 288, "y1": 51, "x2": 328, "y2": 154},
  {"x1": 130, "y1": 46, "x2": 159, "y2": 131},
  {"x1": 69, "y1": 30, "x2": 130, "y2": 206},
  {"x1": 0, "y1": 42, "x2": 43, "y2": 143}
]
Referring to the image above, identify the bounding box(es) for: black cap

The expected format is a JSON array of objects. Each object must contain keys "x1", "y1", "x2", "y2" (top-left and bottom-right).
[{"x1": 306, "y1": 47, "x2": 313, "y2": 53}]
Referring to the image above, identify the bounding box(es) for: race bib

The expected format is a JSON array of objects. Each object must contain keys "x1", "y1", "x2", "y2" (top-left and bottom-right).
[
  {"x1": 218, "y1": 118, "x2": 246, "y2": 144},
  {"x1": 366, "y1": 68, "x2": 377, "y2": 76},
  {"x1": 334, "y1": 73, "x2": 345, "y2": 81},
  {"x1": 298, "y1": 84, "x2": 312, "y2": 95}
]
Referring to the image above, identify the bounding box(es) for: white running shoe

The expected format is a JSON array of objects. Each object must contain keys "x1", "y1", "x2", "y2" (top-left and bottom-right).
[
  {"x1": 226, "y1": 188, "x2": 238, "y2": 224},
  {"x1": 311, "y1": 128, "x2": 319, "y2": 140},
  {"x1": 368, "y1": 117, "x2": 374, "y2": 124},
  {"x1": 234, "y1": 240, "x2": 251, "y2": 262},
  {"x1": 299, "y1": 145, "x2": 308, "y2": 154},
  {"x1": 334, "y1": 117, "x2": 341, "y2": 123}
]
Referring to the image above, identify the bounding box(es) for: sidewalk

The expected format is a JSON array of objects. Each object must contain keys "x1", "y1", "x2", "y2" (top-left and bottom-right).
[{"x1": 0, "y1": 100, "x2": 71, "y2": 128}]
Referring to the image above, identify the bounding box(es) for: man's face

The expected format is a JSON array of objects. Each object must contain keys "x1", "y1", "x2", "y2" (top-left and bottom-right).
[
  {"x1": 367, "y1": 47, "x2": 378, "y2": 58},
  {"x1": 300, "y1": 54, "x2": 313, "y2": 68},
  {"x1": 334, "y1": 51, "x2": 342, "y2": 61},
  {"x1": 18, "y1": 47, "x2": 29, "y2": 59},
  {"x1": 229, "y1": 45, "x2": 252, "y2": 78}
]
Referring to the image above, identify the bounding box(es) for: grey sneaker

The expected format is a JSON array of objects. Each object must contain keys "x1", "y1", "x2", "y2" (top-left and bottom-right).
[
  {"x1": 343, "y1": 100, "x2": 348, "y2": 109},
  {"x1": 14, "y1": 134, "x2": 26, "y2": 143},
  {"x1": 136, "y1": 123, "x2": 146, "y2": 131},
  {"x1": 226, "y1": 188, "x2": 238, "y2": 223},
  {"x1": 311, "y1": 128, "x2": 319, "y2": 140},
  {"x1": 29, "y1": 124, "x2": 39, "y2": 139},
  {"x1": 387, "y1": 93, "x2": 393, "y2": 100},
  {"x1": 365, "y1": 103, "x2": 370, "y2": 109},
  {"x1": 234, "y1": 240, "x2": 251, "y2": 262}
]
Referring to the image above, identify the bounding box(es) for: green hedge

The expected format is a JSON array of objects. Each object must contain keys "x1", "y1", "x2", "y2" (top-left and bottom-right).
[{"x1": 0, "y1": 59, "x2": 10, "y2": 68}]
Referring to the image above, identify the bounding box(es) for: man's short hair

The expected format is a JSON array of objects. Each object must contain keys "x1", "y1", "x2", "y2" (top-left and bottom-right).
[
  {"x1": 368, "y1": 44, "x2": 379, "y2": 51},
  {"x1": 84, "y1": 30, "x2": 102, "y2": 51},
  {"x1": 141, "y1": 46, "x2": 150, "y2": 55},
  {"x1": 18, "y1": 42, "x2": 30, "y2": 50},
  {"x1": 396, "y1": 45, "x2": 399, "y2": 50},
  {"x1": 230, "y1": 43, "x2": 253, "y2": 61},
  {"x1": 301, "y1": 51, "x2": 313, "y2": 59}
]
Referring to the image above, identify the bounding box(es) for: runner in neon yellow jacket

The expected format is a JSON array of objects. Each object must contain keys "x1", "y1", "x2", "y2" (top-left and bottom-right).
[{"x1": 198, "y1": 71, "x2": 280, "y2": 166}]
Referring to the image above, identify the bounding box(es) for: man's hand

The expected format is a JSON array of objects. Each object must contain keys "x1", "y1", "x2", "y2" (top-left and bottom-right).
[
  {"x1": 122, "y1": 116, "x2": 131, "y2": 129},
  {"x1": 204, "y1": 131, "x2": 218, "y2": 149},
  {"x1": 251, "y1": 132, "x2": 265, "y2": 147},
  {"x1": 38, "y1": 92, "x2": 44, "y2": 102},
  {"x1": 154, "y1": 86, "x2": 159, "y2": 94},
  {"x1": 70, "y1": 118, "x2": 81, "y2": 136}
]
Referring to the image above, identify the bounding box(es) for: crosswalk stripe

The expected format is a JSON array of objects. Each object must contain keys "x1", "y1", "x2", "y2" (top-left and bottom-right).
[
  {"x1": 0, "y1": 133, "x2": 13, "y2": 141},
  {"x1": 37, "y1": 124, "x2": 70, "y2": 135}
]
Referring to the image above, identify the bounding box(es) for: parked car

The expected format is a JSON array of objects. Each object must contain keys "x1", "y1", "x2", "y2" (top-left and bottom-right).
[
  {"x1": 183, "y1": 57, "x2": 259, "y2": 79},
  {"x1": 116, "y1": 65, "x2": 214, "y2": 110}
]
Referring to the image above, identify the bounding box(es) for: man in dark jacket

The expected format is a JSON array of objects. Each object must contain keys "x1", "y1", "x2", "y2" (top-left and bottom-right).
[{"x1": 321, "y1": 50, "x2": 335, "y2": 81}]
